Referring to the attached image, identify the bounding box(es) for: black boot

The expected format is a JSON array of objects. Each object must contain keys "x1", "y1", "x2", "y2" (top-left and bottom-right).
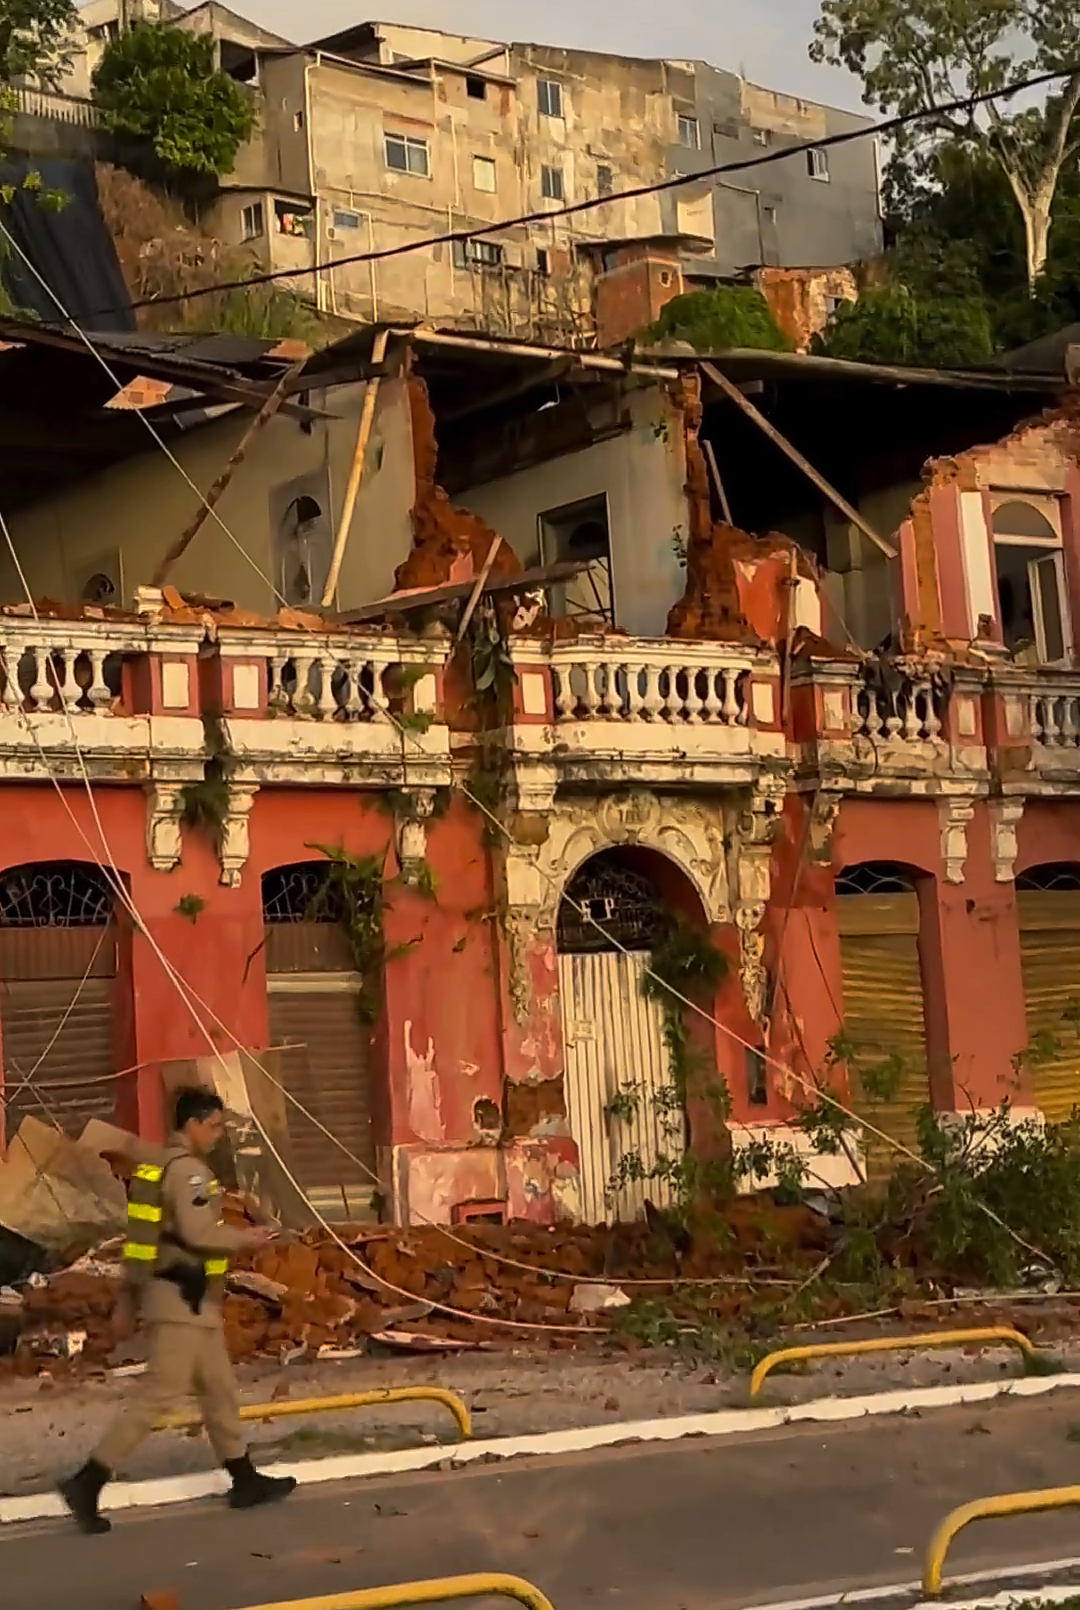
[
  {"x1": 224, "y1": 1454, "x2": 297, "y2": 1510},
  {"x1": 57, "y1": 1459, "x2": 112, "y2": 1535}
]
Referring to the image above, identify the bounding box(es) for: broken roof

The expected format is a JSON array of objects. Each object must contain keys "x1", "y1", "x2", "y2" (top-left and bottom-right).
[{"x1": 0, "y1": 318, "x2": 311, "y2": 509}]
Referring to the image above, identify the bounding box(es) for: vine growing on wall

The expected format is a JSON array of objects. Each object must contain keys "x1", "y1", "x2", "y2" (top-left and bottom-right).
[
  {"x1": 307, "y1": 843, "x2": 390, "y2": 1024},
  {"x1": 180, "y1": 712, "x2": 235, "y2": 850}
]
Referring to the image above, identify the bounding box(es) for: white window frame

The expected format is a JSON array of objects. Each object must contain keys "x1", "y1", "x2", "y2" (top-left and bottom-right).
[
  {"x1": 677, "y1": 113, "x2": 700, "y2": 149},
  {"x1": 384, "y1": 131, "x2": 430, "y2": 177},
  {"x1": 472, "y1": 154, "x2": 497, "y2": 193},
  {"x1": 240, "y1": 201, "x2": 264, "y2": 241},
  {"x1": 807, "y1": 147, "x2": 830, "y2": 181},
  {"x1": 989, "y1": 491, "x2": 1072, "y2": 666},
  {"x1": 537, "y1": 77, "x2": 563, "y2": 119},
  {"x1": 541, "y1": 163, "x2": 565, "y2": 202}
]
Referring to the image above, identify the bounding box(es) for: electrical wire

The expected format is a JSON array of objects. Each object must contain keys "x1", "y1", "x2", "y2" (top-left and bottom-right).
[
  {"x1": 0, "y1": 235, "x2": 1053, "y2": 1298},
  {"x1": 64, "y1": 64, "x2": 1077, "y2": 327}
]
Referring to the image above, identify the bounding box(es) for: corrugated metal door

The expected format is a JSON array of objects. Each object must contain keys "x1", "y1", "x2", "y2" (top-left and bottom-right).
[
  {"x1": 265, "y1": 920, "x2": 375, "y2": 1219},
  {"x1": 1017, "y1": 889, "x2": 1080, "y2": 1123},
  {"x1": 0, "y1": 925, "x2": 116, "y2": 1141},
  {"x1": 837, "y1": 891, "x2": 930, "y2": 1178},
  {"x1": 559, "y1": 950, "x2": 679, "y2": 1224}
]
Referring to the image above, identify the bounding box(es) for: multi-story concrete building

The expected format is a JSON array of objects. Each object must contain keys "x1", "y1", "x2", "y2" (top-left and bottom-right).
[{"x1": 44, "y1": 10, "x2": 881, "y2": 348}]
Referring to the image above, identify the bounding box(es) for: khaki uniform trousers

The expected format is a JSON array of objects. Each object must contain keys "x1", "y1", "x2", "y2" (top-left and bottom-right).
[{"x1": 95, "y1": 1322, "x2": 246, "y2": 1470}]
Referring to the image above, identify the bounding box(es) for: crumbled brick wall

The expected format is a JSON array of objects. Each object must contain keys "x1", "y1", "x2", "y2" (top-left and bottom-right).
[{"x1": 394, "y1": 376, "x2": 524, "y2": 591}]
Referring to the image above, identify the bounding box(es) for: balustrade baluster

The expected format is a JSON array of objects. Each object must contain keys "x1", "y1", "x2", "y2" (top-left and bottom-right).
[
  {"x1": 684, "y1": 668, "x2": 703, "y2": 724},
  {"x1": 720, "y1": 668, "x2": 740, "y2": 724},
  {"x1": 641, "y1": 667, "x2": 663, "y2": 720},
  {"x1": 86, "y1": 649, "x2": 111, "y2": 709},
  {"x1": 28, "y1": 647, "x2": 53, "y2": 711}
]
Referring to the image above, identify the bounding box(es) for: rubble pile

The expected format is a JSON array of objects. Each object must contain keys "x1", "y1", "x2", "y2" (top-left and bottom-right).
[{"x1": 7, "y1": 1201, "x2": 836, "y2": 1373}]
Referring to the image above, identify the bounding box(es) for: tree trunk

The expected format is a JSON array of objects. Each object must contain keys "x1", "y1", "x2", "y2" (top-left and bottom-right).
[{"x1": 1020, "y1": 198, "x2": 1053, "y2": 290}]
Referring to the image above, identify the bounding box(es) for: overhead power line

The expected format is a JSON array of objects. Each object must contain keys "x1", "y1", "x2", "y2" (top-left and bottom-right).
[{"x1": 69, "y1": 64, "x2": 1074, "y2": 326}]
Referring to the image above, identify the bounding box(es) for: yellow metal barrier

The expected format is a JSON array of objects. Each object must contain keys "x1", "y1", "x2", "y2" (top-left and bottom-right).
[
  {"x1": 923, "y1": 1486, "x2": 1080, "y2": 1595},
  {"x1": 157, "y1": 1386, "x2": 472, "y2": 1440},
  {"x1": 749, "y1": 1327, "x2": 1038, "y2": 1398},
  {"x1": 231, "y1": 1572, "x2": 555, "y2": 1610}
]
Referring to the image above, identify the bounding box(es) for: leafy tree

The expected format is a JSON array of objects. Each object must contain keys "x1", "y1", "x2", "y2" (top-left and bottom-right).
[
  {"x1": 813, "y1": 284, "x2": 995, "y2": 365},
  {"x1": 810, "y1": 0, "x2": 1080, "y2": 289},
  {"x1": 0, "y1": 0, "x2": 77, "y2": 87},
  {"x1": 92, "y1": 22, "x2": 256, "y2": 181},
  {"x1": 640, "y1": 286, "x2": 793, "y2": 352}
]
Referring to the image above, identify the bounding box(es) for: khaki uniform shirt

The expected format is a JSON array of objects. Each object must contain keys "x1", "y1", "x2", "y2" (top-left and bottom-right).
[{"x1": 138, "y1": 1134, "x2": 249, "y2": 1330}]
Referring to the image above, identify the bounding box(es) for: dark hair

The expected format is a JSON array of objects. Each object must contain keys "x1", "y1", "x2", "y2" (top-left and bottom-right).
[{"x1": 173, "y1": 1086, "x2": 225, "y2": 1131}]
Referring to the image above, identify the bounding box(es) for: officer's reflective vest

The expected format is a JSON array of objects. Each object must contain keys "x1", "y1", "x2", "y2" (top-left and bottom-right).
[{"x1": 123, "y1": 1153, "x2": 229, "y2": 1281}]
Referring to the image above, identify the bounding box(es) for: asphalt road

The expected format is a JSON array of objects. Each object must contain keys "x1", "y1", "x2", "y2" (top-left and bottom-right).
[{"x1": 7, "y1": 1392, "x2": 1080, "y2": 1610}]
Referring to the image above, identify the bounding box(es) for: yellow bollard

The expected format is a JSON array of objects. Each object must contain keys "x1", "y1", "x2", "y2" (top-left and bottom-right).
[
  {"x1": 231, "y1": 1572, "x2": 557, "y2": 1610},
  {"x1": 749, "y1": 1327, "x2": 1039, "y2": 1397},
  {"x1": 923, "y1": 1486, "x2": 1080, "y2": 1595},
  {"x1": 157, "y1": 1386, "x2": 471, "y2": 1440}
]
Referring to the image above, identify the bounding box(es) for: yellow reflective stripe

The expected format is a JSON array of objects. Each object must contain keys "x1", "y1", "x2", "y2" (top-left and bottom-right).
[
  {"x1": 134, "y1": 1164, "x2": 164, "y2": 1182},
  {"x1": 123, "y1": 1242, "x2": 157, "y2": 1261},
  {"x1": 204, "y1": 1258, "x2": 228, "y2": 1276},
  {"x1": 127, "y1": 1202, "x2": 162, "y2": 1223}
]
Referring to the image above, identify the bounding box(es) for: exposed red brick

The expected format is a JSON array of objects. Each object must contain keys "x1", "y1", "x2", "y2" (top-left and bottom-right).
[{"x1": 395, "y1": 376, "x2": 523, "y2": 592}]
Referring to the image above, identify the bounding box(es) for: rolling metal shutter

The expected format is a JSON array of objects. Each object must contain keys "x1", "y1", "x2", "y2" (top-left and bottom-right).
[
  {"x1": 837, "y1": 891, "x2": 930, "y2": 1179},
  {"x1": 265, "y1": 920, "x2": 375, "y2": 1218},
  {"x1": 1017, "y1": 889, "x2": 1080, "y2": 1124},
  {"x1": 0, "y1": 926, "x2": 116, "y2": 1141}
]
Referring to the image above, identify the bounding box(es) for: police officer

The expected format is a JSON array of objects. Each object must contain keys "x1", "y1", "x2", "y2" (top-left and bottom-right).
[{"x1": 59, "y1": 1086, "x2": 297, "y2": 1534}]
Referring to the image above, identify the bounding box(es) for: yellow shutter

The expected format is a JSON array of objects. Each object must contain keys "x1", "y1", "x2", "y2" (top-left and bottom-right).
[
  {"x1": 1017, "y1": 890, "x2": 1080, "y2": 1124},
  {"x1": 837, "y1": 892, "x2": 929, "y2": 1178}
]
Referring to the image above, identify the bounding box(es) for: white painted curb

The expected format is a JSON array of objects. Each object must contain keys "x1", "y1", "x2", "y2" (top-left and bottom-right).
[
  {"x1": 742, "y1": 1556, "x2": 1080, "y2": 1610},
  {"x1": 4, "y1": 1368, "x2": 1080, "y2": 1527}
]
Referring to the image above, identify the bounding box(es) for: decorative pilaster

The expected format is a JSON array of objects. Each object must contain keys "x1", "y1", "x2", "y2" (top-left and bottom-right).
[
  {"x1": 145, "y1": 782, "x2": 186, "y2": 873},
  {"x1": 219, "y1": 784, "x2": 258, "y2": 888},
  {"x1": 988, "y1": 798, "x2": 1024, "y2": 883},
  {"x1": 939, "y1": 797, "x2": 976, "y2": 884}
]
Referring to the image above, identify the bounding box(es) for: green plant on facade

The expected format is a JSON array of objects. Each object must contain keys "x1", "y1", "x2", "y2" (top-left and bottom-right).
[
  {"x1": 174, "y1": 893, "x2": 206, "y2": 922},
  {"x1": 180, "y1": 711, "x2": 236, "y2": 850},
  {"x1": 92, "y1": 22, "x2": 257, "y2": 182},
  {"x1": 307, "y1": 843, "x2": 389, "y2": 1025},
  {"x1": 468, "y1": 604, "x2": 518, "y2": 726}
]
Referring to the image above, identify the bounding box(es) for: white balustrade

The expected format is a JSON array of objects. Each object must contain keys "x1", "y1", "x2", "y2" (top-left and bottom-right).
[
  {"x1": 854, "y1": 676, "x2": 943, "y2": 743},
  {"x1": 0, "y1": 623, "x2": 132, "y2": 715},
  {"x1": 550, "y1": 644, "x2": 753, "y2": 726},
  {"x1": 1031, "y1": 686, "x2": 1080, "y2": 748},
  {"x1": 266, "y1": 638, "x2": 429, "y2": 722}
]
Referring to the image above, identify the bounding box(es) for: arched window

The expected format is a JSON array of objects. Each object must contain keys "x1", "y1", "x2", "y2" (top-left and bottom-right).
[
  {"x1": 0, "y1": 861, "x2": 119, "y2": 1141},
  {"x1": 835, "y1": 861, "x2": 916, "y2": 896},
  {"x1": 1016, "y1": 863, "x2": 1080, "y2": 892},
  {"x1": 557, "y1": 850, "x2": 670, "y2": 954}
]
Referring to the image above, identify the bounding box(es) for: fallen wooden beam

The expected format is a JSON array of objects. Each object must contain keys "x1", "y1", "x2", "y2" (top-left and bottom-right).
[{"x1": 699, "y1": 359, "x2": 896, "y2": 560}]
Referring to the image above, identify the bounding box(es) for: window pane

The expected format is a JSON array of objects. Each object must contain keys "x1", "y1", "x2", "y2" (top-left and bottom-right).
[
  {"x1": 1034, "y1": 554, "x2": 1066, "y2": 662},
  {"x1": 542, "y1": 165, "x2": 564, "y2": 200},
  {"x1": 385, "y1": 135, "x2": 407, "y2": 171},
  {"x1": 473, "y1": 155, "x2": 496, "y2": 192},
  {"x1": 538, "y1": 78, "x2": 561, "y2": 117},
  {"x1": 408, "y1": 140, "x2": 429, "y2": 175}
]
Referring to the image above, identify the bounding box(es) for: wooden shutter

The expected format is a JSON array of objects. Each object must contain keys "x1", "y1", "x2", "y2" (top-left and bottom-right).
[
  {"x1": 1017, "y1": 890, "x2": 1080, "y2": 1124},
  {"x1": 266, "y1": 981, "x2": 376, "y2": 1217},
  {"x1": 0, "y1": 926, "x2": 116, "y2": 1141},
  {"x1": 837, "y1": 892, "x2": 929, "y2": 1178}
]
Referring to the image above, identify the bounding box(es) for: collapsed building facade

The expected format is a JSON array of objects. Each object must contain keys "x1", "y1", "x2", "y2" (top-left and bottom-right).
[{"x1": 0, "y1": 316, "x2": 1075, "y2": 1227}]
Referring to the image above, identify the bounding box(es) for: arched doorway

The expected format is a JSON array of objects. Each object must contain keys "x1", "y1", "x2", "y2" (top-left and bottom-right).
[
  {"x1": 1015, "y1": 862, "x2": 1080, "y2": 1121},
  {"x1": 0, "y1": 860, "x2": 120, "y2": 1141},
  {"x1": 262, "y1": 862, "x2": 378, "y2": 1218},
  {"x1": 835, "y1": 860, "x2": 930, "y2": 1177},
  {"x1": 556, "y1": 848, "x2": 689, "y2": 1224}
]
